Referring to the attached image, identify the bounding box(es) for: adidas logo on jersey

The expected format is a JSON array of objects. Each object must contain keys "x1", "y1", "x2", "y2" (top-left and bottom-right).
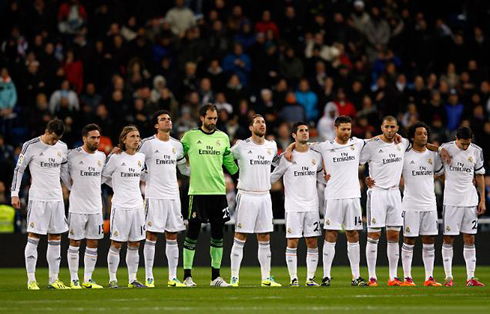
[
  {"x1": 410, "y1": 160, "x2": 415, "y2": 164},
  {"x1": 79, "y1": 161, "x2": 84, "y2": 165},
  {"x1": 197, "y1": 140, "x2": 202, "y2": 144},
  {"x1": 121, "y1": 162, "x2": 126, "y2": 166},
  {"x1": 378, "y1": 149, "x2": 384, "y2": 153},
  {"x1": 39, "y1": 152, "x2": 44, "y2": 156},
  {"x1": 247, "y1": 150, "x2": 253, "y2": 154},
  {"x1": 154, "y1": 150, "x2": 160, "y2": 153}
]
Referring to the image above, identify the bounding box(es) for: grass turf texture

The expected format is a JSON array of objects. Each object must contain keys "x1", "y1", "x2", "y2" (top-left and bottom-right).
[{"x1": 1, "y1": 266, "x2": 489, "y2": 313}]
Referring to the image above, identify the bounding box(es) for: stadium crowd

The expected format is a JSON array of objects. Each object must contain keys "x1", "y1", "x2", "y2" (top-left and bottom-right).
[{"x1": 1, "y1": 0, "x2": 490, "y2": 230}]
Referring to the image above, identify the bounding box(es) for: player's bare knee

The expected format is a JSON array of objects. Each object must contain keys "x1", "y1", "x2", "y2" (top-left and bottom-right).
[
  {"x1": 443, "y1": 235, "x2": 455, "y2": 245},
  {"x1": 462, "y1": 233, "x2": 475, "y2": 245},
  {"x1": 325, "y1": 230, "x2": 338, "y2": 243},
  {"x1": 404, "y1": 237, "x2": 416, "y2": 245},
  {"x1": 86, "y1": 239, "x2": 98, "y2": 248},
  {"x1": 28, "y1": 232, "x2": 41, "y2": 239},
  {"x1": 165, "y1": 232, "x2": 178, "y2": 241},
  {"x1": 345, "y1": 230, "x2": 359, "y2": 243},
  {"x1": 305, "y1": 237, "x2": 318, "y2": 249},
  {"x1": 367, "y1": 229, "x2": 381, "y2": 240},
  {"x1": 234, "y1": 232, "x2": 247, "y2": 241},
  {"x1": 128, "y1": 241, "x2": 140, "y2": 248},
  {"x1": 421, "y1": 236, "x2": 435, "y2": 245},
  {"x1": 48, "y1": 234, "x2": 62, "y2": 241},
  {"x1": 386, "y1": 227, "x2": 400, "y2": 242},
  {"x1": 287, "y1": 238, "x2": 299, "y2": 248},
  {"x1": 146, "y1": 231, "x2": 158, "y2": 242},
  {"x1": 111, "y1": 240, "x2": 123, "y2": 249},
  {"x1": 257, "y1": 233, "x2": 269, "y2": 242},
  {"x1": 70, "y1": 239, "x2": 82, "y2": 247}
]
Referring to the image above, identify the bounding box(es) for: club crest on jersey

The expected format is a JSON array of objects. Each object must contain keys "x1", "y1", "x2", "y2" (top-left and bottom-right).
[
  {"x1": 287, "y1": 228, "x2": 292, "y2": 234},
  {"x1": 326, "y1": 219, "x2": 330, "y2": 225},
  {"x1": 138, "y1": 160, "x2": 142, "y2": 167},
  {"x1": 237, "y1": 223, "x2": 242, "y2": 229},
  {"x1": 405, "y1": 227, "x2": 410, "y2": 233},
  {"x1": 372, "y1": 218, "x2": 376, "y2": 224},
  {"x1": 57, "y1": 151, "x2": 62, "y2": 157},
  {"x1": 30, "y1": 222, "x2": 34, "y2": 228},
  {"x1": 172, "y1": 148, "x2": 176, "y2": 154},
  {"x1": 468, "y1": 156, "x2": 473, "y2": 163},
  {"x1": 428, "y1": 158, "x2": 433, "y2": 165},
  {"x1": 192, "y1": 212, "x2": 197, "y2": 218},
  {"x1": 446, "y1": 226, "x2": 451, "y2": 232},
  {"x1": 114, "y1": 231, "x2": 119, "y2": 237},
  {"x1": 397, "y1": 146, "x2": 401, "y2": 151},
  {"x1": 267, "y1": 148, "x2": 272, "y2": 155},
  {"x1": 70, "y1": 229, "x2": 74, "y2": 235},
  {"x1": 350, "y1": 144, "x2": 355, "y2": 150},
  {"x1": 216, "y1": 139, "x2": 222, "y2": 146},
  {"x1": 312, "y1": 159, "x2": 316, "y2": 165},
  {"x1": 148, "y1": 222, "x2": 152, "y2": 227},
  {"x1": 97, "y1": 160, "x2": 102, "y2": 167}
]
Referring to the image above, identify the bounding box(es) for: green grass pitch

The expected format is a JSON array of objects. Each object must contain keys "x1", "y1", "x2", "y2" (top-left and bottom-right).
[{"x1": 1, "y1": 266, "x2": 489, "y2": 313}]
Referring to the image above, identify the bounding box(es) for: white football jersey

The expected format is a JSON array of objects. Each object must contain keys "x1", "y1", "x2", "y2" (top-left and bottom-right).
[
  {"x1": 402, "y1": 148, "x2": 443, "y2": 211},
  {"x1": 271, "y1": 149, "x2": 323, "y2": 212},
  {"x1": 11, "y1": 137, "x2": 68, "y2": 201},
  {"x1": 232, "y1": 138, "x2": 277, "y2": 193},
  {"x1": 102, "y1": 152, "x2": 145, "y2": 210},
  {"x1": 312, "y1": 137, "x2": 364, "y2": 200},
  {"x1": 441, "y1": 142, "x2": 485, "y2": 206},
  {"x1": 65, "y1": 147, "x2": 106, "y2": 214},
  {"x1": 360, "y1": 137, "x2": 410, "y2": 189},
  {"x1": 139, "y1": 135, "x2": 185, "y2": 199}
]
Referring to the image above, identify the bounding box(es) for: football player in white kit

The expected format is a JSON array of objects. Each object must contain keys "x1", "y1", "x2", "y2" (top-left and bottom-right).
[
  {"x1": 11, "y1": 118, "x2": 70, "y2": 290},
  {"x1": 399, "y1": 122, "x2": 443, "y2": 287},
  {"x1": 62, "y1": 124, "x2": 106, "y2": 289},
  {"x1": 271, "y1": 122, "x2": 323, "y2": 287},
  {"x1": 229, "y1": 114, "x2": 281, "y2": 287},
  {"x1": 140, "y1": 110, "x2": 189, "y2": 288},
  {"x1": 312, "y1": 116, "x2": 367, "y2": 287},
  {"x1": 102, "y1": 126, "x2": 146, "y2": 288},
  {"x1": 360, "y1": 116, "x2": 410, "y2": 287},
  {"x1": 440, "y1": 127, "x2": 486, "y2": 286}
]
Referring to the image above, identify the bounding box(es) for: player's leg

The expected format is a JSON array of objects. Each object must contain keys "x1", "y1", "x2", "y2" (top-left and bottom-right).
[
  {"x1": 209, "y1": 221, "x2": 230, "y2": 286},
  {"x1": 68, "y1": 239, "x2": 82, "y2": 288},
  {"x1": 107, "y1": 206, "x2": 128, "y2": 288},
  {"x1": 401, "y1": 210, "x2": 418, "y2": 286},
  {"x1": 365, "y1": 190, "x2": 384, "y2": 286},
  {"x1": 25, "y1": 232, "x2": 41, "y2": 290},
  {"x1": 421, "y1": 236, "x2": 440, "y2": 286},
  {"x1": 366, "y1": 228, "x2": 381, "y2": 286},
  {"x1": 442, "y1": 235, "x2": 455, "y2": 286},
  {"x1": 461, "y1": 206, "x2": 483, "y2": 286},
  {"x1": 230, "y1": 232, "x2": 247, "y2": 285},
  {"x1": 83, "y1": 239, "x2": 102, "y2": 288},
  {"x1": 107, "y1": 240, "x2": 122, "y2": 288},
  {"x1": 127, "y1": 240, "x2": 145, "y2": 288},
  {"x1": 386, "y1": 227, "x2": 402, "y2": 285},
  {"x1": 144, "y1": 231, "x2": 158, "y2": 287},
  {"x1": 323, "y1": 230, "x2": 337, "y2": 284},
  {"x1": 441, "y1": 205, "x2": 463, "y2": 286},
  {"x1": 257, "y1": 233, "x2": 279, "y2": 286},
  {"x1": 164, "y1": 198, "x2": 186, "y2": 287},
  {"x1": 346, "y1": 230, "x2": 365, "y2": 286},
  {"x1": 183, "y1": 220, "x2": 200, "y2": 284},
  {"x1": 46, "y1": 200, "x2": 70, "y2": 289},
  {"x1": 286, "y1": 238, "x2": 300, "y2": 285},
  {"x1": 255, "y1": 193, "x2": 278, "y2": 286},
  {"x1": 305, "y1": 236, "x2": 319, "y2": 286}
]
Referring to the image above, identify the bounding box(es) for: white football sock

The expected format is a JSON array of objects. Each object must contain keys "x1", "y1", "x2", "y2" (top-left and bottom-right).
[
  {"x1": 401, "y1": 243, "x2": 414, "y2": 279},
  {"x1": 307, "y1": 247, "x2": 319, "y2": 280},
  {"x1": 166, "y1": 239, "x2": 179, "y2": 281},
  {"x1": 230, "y1": 238, "x2": 245, "y2": 278},
  {"x1": 67, "y1": 245, "x2": 80, "y2": 281},
  {"x1": 144, "y1": 239, "x2": 156, "y2": 280},
  {"x1": 107, "y1": 246, "x2": 120, "y2": 282},
  {"x1": 322, "y1": 241, "x2": 335, "y2": 279},
  {"x1": 47, "y1": 240, "x2": 61, "y2": 284},
  {"x1": 422, "y1": 244, "x2": 435, "y2": 280},
  {"x1": 442, "y1": 243, "x2": 453, "y2": 279},
  {"x1": 127, "y1": 246, "x2": 140, "y2": 283},
  {"x1": 84, "y1": 247, "x2": 98, "y2": 283},
  {"x1": 387, "y1": 241, "x2": 400, "y2": 281},
  {"x1": 285, "y1": 247, "x2": 297, "y2": 281},
  {"x1": 258, "y1": 241, "x2": 271, "y2": 280},
  {"x1": 366, "y1": 238, "x2": 379, "y2": 280},
  {"x1": 347, "y1": 241, "x2": 360, "y2": 279},
  {"x1": 25, "y1": 237, "x2": 39, "y2": 283},
  {"x1": 463, "y1": 244, "x2": 476, "y2": 280}
]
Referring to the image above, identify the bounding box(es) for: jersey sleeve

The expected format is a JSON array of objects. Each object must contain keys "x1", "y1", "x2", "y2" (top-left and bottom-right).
[
  {"x1": 434, "y1": 152, "x2": 444, "y2": 175},
  {"x1": 223, "y1": 136, "x2": 238, "y2": 175},
  {"x1": 61, "y1": 150, "x2": 73, "y2": 190},
  {"x1": 270, "y1": 155, "x2": 289, "y2": 184},
  {"x1": 359, "y1": 141, "x2": 371, "y2": 165},
  {"x1": 175, "y1": 141, "x2": 190, "y2": 176},
  {"x1": 231, "y1": 140, "x2": 242, "y2": 160},
  {"x1": 475, "y1": 147, "x2": 485, "y2": 175},
  {"x1": 402, "y1": 137, "x2": 411, "y2": 151},
  {"x1": 102, "y1": 154, "x2": 117, "y2": 187},
  {"x1": 10, "y1": 142, "x2": 34, "y2": 197},
  {"x1": 139, "y1": 138, "x2": 150, "y2": 157},
  {"x1": 180, "y1": 131, "x2": 191, "y2": 155}
]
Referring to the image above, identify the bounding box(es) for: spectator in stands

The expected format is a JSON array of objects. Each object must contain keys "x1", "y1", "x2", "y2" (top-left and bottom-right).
[
  {"x1": 333, "y1": 88, "x2": 357, "y2": 118},
  {"x1": 0, "y1": 68, "x2": 17, "y2": 119},
  {"x1": 165, "y1": 0, "x2": 196, "y2": 37},
  {"x1": 445, "y1": 89, "x2": 464, "y2": 132},
  {"x1": 62, "y1": 49, "x2": 83, "y2": 94},
  {"x1": 317, "y1": 101, "x2": 339, "y2": 141},
  {"x1": 222, "y1": 42, "x2": 251, "y2": 87},
  {"x1": 254, "y1": 10, "x2": 279, "y2": 39},
  {"x1": 295, "y1": 79, "x2": 318, "y2": 122},
  {"x1": 49, "y1": 79, "x2": 79, "y2": 114},
  {"x1": 57, "y1": 0, "x2": 86, "y2": 35}
]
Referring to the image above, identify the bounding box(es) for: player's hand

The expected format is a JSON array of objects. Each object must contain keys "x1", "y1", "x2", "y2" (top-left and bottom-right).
[
  {"x1": 365, "y1": 177, "x2": 375, "y2": 188},
  {"x1": 284, "y1": 143, "x2": 296, "y2": 162},
  {"x1": 324, "y1": 173, "x2": 331, "y2": 182},
  {"x1": 394, "y1": 134, "x2": 402, "y2": 144},
  {"x1": 477, "y1": 201, "x2": 486, "y2": 216},
  {"x1": 111, "y1": 147, "x2": 122, "y2": 155},
  {"x1": 11, "y1": 196, "x2": 20, "y2": 209},
  {"x1": 184, "y1": 219, "x2": 189, "y2": 228},
  {"x1": 440, "y1": 148, "x2": 452, "y2": 165}
]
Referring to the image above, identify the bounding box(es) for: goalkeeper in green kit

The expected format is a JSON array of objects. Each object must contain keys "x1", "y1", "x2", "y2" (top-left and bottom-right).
[{"x1": 181, "y1": 104, "x2": 238, "y2": 287}]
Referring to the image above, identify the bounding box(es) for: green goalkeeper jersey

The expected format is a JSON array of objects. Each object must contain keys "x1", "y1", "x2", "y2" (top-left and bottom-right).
[{"x1": 181, "y1": 128, "x2": 238, "y2": 195}]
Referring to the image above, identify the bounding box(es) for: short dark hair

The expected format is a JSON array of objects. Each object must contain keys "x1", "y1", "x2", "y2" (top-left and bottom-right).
[
  {"x1": 249, "y1": 114, "x2": 264, "y2": 126},
  {"x1": 151, "y1": 110, "x2": 171, "y2": 130},
  {"x1": 292, "y1": 121, "x2": 308, "y2": 134},
  {"x1": 334, "y1": 115, "x2": 352, "y2": 127},
  {"x1": 456, "y1": 126, "x2": 473, "y2": 140},
  {"x1": 199, "y1": 103, "x2": 218, "y2": 117},
  {"x1": 382, "y1": 115, "x2": 398, "y2": 125},
  {"x1": 408, "y1": 121, "x2": 430, "y2": 143},
  {"x1": 46, "y1": 118, "x2": 65, "y2": 136},
  {"x1": 82, "y1": 124, "x2": 101, "y2": 137}
]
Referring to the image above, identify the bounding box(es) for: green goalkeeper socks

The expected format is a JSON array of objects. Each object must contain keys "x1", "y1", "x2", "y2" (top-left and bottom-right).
[
  {"x1": 210, "y1": 238, "x2": 224, "y2": 269},
  {"x1": 183, "y1": 237, "x2": 197, "y2": 270}
]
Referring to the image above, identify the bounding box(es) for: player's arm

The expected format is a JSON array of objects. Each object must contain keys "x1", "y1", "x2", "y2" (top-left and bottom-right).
[
  {"x1": 101, "y1": 154, "x2": 116, "y2": 187},
  {"x1": 270, "y1": 155, "x2": 289, "y2": 184},
  {"x1": 223, "y1": 138, "x2": 238, "y2": 175},
  {"x1": 427, "y1": 143, "x2": 452, "y2": 164},
  {"x1": 434, "y1": 153, "x2": 444, "y2": 179},
  {"x1": 10, "y1": 143, "x2": 34, "y2": 209},
  {"x1": 284, "y1": 141, "x2": 321, "y2": 161},
  {"x1": 475, "y1": 148, "x2": 486, "y2": 215},
  {"x1": 60, "y1": 150, "x2": 72, "y2": 190}
]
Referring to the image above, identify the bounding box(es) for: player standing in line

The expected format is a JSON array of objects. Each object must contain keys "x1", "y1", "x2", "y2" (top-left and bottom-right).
[
  {"x1": 271, "y1": 122, "x2": 322, "y2": 287},
  {"x1": 440, "y1": 127, "x2": 486, "y2": 286},
  {"x1": 181, "y1": 104, "x2": 238, "y2": 287},
  {"x1": 62, "y1": 124, "x2": 106, "y2": 289},
  {"x1": 11, "y1": 118, "x2": 70, "y2": 290},
  {"x1": 359, "y1": 116, "x2": 410, "y2": 287},
  {"x1": 229, "y1": 114, "x2": 281, "y2": 287},
  {"x1": 140, "y1": 110, "x2": 189, "y2": 288},
  {"x1": 102, "y1": 126, "x2": 146, "y2": 288},
  {"x1": 396, "y1": 122, "x2": 443, "y2": 286}
]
